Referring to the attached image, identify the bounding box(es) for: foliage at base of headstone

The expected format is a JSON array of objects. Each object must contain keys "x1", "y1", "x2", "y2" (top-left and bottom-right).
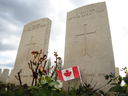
[
  {"x1": 0, "y1": 83, "x2": 15, "y2": 92},
  {"x1": 0, "y1": 81, "x2": 109, "y2": 96},
  {"x1": 105, "y1": 67, "x2": 128, "y2": 96},
  {"x1": 10, "y1": 49, "x2": 128, "y2": 95},
  {"x1": 28, "y1": 75, "x2": 60, "y2": 94},
  {"x1": 0, "y1": 87, "x2": 77, "y2": 96},
  {"x1": 68, "y1": 79, "x2": 110, "y2": 96},
  {"x1": 27, "y1": 51, "x2": 62, "y2": 94}
]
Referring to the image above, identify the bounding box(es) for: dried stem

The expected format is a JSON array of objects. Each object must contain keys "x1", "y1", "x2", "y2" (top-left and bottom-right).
[
  {"x1": 93, "y1": 84, "x2": 107, "y2": 92},
  {"x1": 92, "y1": 82, "x2": 97, "y2": 89},
  {"x1": 31, "y1": 77, "x2": 34, "y2": 86},
  {"x1": 17, "y1": 69, "x2": 22, "y2": 86},
  {"x1": 35, "y1": 62, "x2": 40, "y2": 86},
  {"x1": 15, "y1": 76, "x2": 19, "y2": 80},
  {"x1": 43, "y1": 60, "x2": 47, "y2": 70},
  {"x1": 30, "y1": 60, "x2": 35, "y2": 86},
  {"x1": 51, "y1": 56, "x2": 58, "y2": 78},
  {"x1": 90, "y1": 78, "x2": 93, "y2": 85}
]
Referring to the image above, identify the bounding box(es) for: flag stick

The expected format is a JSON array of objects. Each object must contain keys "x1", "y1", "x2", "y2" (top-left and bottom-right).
[{"x1": 77, "y1": 66, "x2": 83, "y2": 85}]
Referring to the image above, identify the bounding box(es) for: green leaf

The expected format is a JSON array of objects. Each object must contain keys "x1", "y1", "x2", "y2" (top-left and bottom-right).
[
  {"x1": 107, "y1": 79, "x2": 112, "y2": 84},
  {"x1": 108, "y1": 85, "x2": 124, "y2": 92},
  {"x1": 40, "y1": 79, "x2": 47, "y2": 85},
  {"x1": 48, "y1": 81, "x2": 59, "y2": 87},
  {"x1": 118, "y1": 93, "x2": 127, "y2": 96},
  {"x1": 41, "y1": 76, "x2": 45, "y2": 81},
  {"x1": 73, "y1": 82, "x2": 78, "y2": 90},
  {"x1": 81, "y1": 92, "x2": 89, "y2": 96},
  {"x1": 28, "y1": 86, "x2": 39, "y2": 90},
  {"x1": 87, "y1": 84, "x2": 91, "y2": 87},
  {"x1": 45, "y1": 75, "x2": 51, "y2": 83},
  {"x1": 126, "y1": 89, "x2": 128, "y2": 95},
  {"x1": 123, "y1": 77, "x2": 128, "y2": 85},
  {"x1": 110, "y1": 83, "x2": 118, "y2": 85},
  {"x1": 99, "y1": 90, "x2": 104, "y2": 95},
  {"x1": 122, "y1": 84, "x2": 127, "y2": 90},
  {"x1": 118, "y1": 75, "x2": 123, "y2": 85}
]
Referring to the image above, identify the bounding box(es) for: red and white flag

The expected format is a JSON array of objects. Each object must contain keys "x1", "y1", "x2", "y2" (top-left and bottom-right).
[{"x1": 57, "y1": 66, "x2": 80, "y2": 81}]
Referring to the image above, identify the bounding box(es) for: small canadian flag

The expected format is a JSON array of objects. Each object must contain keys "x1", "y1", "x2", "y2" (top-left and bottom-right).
[{"x1": 56, "y1": 66, "x2": 80, "y2": 81}]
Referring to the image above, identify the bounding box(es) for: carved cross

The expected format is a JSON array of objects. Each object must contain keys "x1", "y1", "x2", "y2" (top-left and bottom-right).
[{"x1": 76, "y1": 24, "x2": 96, "y2": 56}]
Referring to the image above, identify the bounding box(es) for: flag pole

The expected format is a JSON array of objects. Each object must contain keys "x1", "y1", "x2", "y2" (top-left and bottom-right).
[{"x1": 77, "y1": 66, "x2": 83, "y2": 85}]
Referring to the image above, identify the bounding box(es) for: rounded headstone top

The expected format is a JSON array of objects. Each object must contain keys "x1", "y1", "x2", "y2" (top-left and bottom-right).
[
  {"x1": 3, "y1": 69, "x2": 9, "y2": 71},
  {"x1": 24, "y1": 18, "x2": 51, "y2": 27},
  {"x1": 67, "y1": 2, "x2": 106, "y2": 14}
]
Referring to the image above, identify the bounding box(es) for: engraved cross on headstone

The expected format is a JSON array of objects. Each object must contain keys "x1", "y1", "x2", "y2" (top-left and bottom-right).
[
  {"x1": 76, "y1": 24, "x2": 96, "y2": 56},
  {"x1": 25, "y1": 36, "x2": 36, "y2": 61}
]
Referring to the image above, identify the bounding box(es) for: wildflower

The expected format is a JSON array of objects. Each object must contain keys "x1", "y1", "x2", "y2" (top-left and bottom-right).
[
  {"x1": 126, "y1": 73, "x2": 128, "y2": 77},
  {"x1": 54, "y1": 61, "x2": 57, "y2": 63},
  {"x1": 39, "y1": 69, "x2": 43, "y2": 76},
  {"x1": 54, "y1": 51, "x2": 58, "y2": 57},
  {"x1": 39, "y1": 55, "x2": 47, "y2": 62},
  {"x1": 31, "y1": 51, "x2": 38, "y2": 55},
  {"x1": 39, "y1": 58, "x2": 44, "y2": 62},
  {"x1": 33, "y1": 71, "x2": 38, "y2": 78},
  {"x1": 57, "y1": 57, "x2": 61, "y2": 60},
  {"x1": 43, "y1": 69, "x2": 47, "y2": 74},
  {"x1": 104, "y1": 75, "x2": 109, "y2": 80}
]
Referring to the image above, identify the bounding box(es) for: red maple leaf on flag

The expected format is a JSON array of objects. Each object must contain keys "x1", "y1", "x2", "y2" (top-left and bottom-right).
[{"x1": 64, "y1": 70, "x2": 72, "y2": 78}]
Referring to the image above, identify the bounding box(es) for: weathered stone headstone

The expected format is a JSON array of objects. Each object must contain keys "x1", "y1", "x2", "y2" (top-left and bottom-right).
[
  {"x1": 8, "y1": 18, "x2": 51, "y2": 85},
  {"x1": 115, "y1": 67, "x2": 119, "y2": 76},
  {"x1": 63, "y1": 2, "x2": 115, "y2": 92},
  {"x1": 0, "y1": 69, "x2": 9, "y2": 83}
]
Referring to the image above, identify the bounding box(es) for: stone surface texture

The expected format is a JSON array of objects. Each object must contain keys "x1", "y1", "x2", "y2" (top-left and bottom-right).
[
  {"x1": 115, "y1": 67, "x2": 119, "y2": 76},
  {"x1": 63, "y1": 2, "x2": 115, "y2": 92},
  {"x1": 8, "y1": 18, "x2": 51, "y2": 85}
]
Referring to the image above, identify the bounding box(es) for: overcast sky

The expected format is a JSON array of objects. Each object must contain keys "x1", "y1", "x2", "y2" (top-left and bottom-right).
[{"x1": 0, "y1": 0, "x2": 128, "y2": 77}]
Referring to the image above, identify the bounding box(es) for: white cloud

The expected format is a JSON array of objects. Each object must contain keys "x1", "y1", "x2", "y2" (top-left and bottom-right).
[
  {"x1": 1, "y1": 35, "x2": 20, "y2": 45},
  {"x1": 0, "y1": 59, "x2": 14, "y2": 65},
  {"x1": 50, "y1": 0, "x2": 75, "y2": 12},
  {"x1": 0, "y1": 50, "x2": 17, "y2": 60}
]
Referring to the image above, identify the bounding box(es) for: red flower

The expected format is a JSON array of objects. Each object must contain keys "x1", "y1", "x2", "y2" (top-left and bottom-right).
[
  {"x1": 43, "y1": 69, "x2": 47, "y2": 74},
  {"x1": 126, "y1": 73, "x2": 128, "y2": 77},
  {"x1": 31, "y1": 51, "x2": 38, "y2": 55}
]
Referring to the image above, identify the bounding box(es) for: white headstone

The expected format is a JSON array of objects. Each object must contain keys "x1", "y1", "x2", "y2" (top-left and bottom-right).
[
  {"x1": 0, "y1": 69, "x2": 9, "y2": 83},
  {"x1": 8, "y1": 18, "x2": 51, "y2": 85},
  {"x1": 63, "y1": 2, "x2": 115, "y2": 92}
]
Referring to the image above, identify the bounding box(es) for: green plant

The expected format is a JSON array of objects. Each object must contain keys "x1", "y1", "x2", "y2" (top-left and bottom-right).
[
  {"x1": 28, "y1": 49, "x2": 48, "y2": 86},
  {"x1": 28, "y1": 75, "x2": 60, "y2": 95},
  {"x1": 32, "y1": 75, "x2": 59, "y2": 89},
  {"x1": 50, "y1": 51, "x2": 62, "y2": 81},
  {"x1": 69, "y1": 79, "x2": 109, "y2": 96},
  {"x1": 27, "y1": 51, "x2": 62, "y2": 93},
  {"x1": 0, "y1": 83, "x2": 16, "y2": 92},
  {"x1": 105, "y1": 67, "x2": 128, "y2": 96}
]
